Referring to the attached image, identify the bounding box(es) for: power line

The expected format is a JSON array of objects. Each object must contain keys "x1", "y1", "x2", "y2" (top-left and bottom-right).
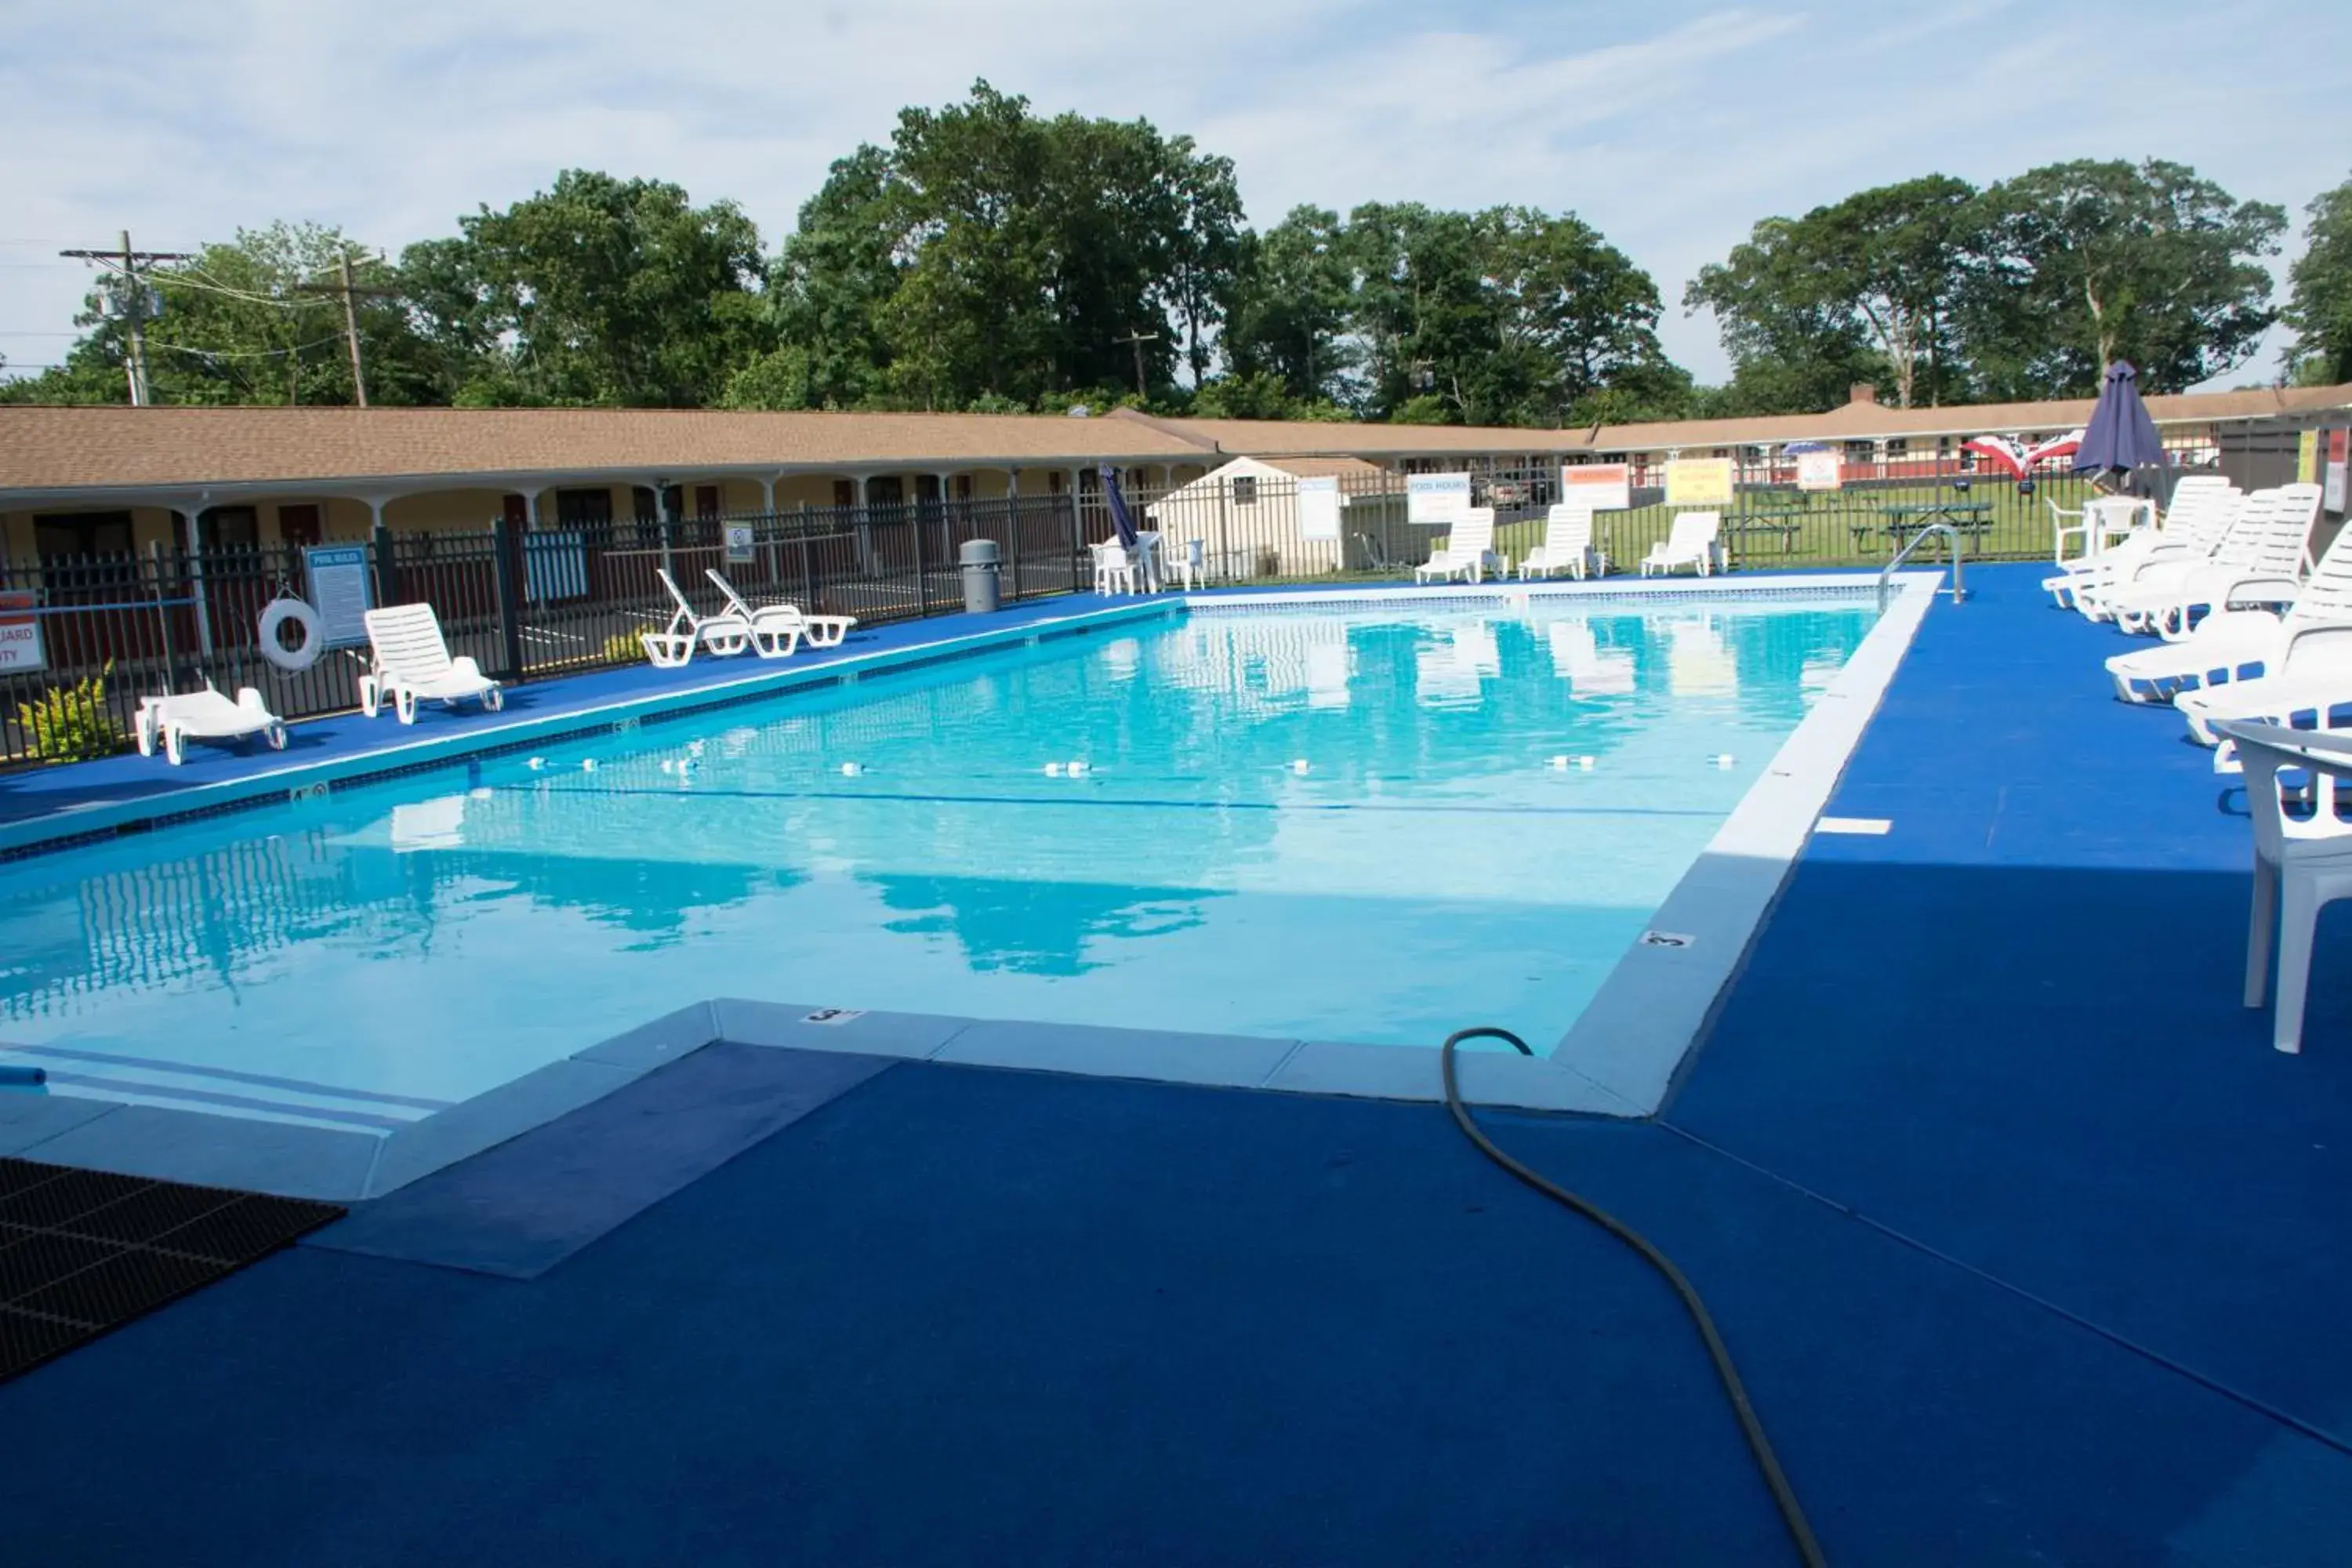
[
  {"x1": 59, "y1": 231, "x2": 192, "y2": 405},
  {"x1": 292, "y1": 248, "x2": 397, "y2": 406}
]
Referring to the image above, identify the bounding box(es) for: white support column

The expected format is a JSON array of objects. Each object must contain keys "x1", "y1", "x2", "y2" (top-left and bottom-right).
[{"x1": 174, "y1": 492, "x2": 215, "y2": 659}]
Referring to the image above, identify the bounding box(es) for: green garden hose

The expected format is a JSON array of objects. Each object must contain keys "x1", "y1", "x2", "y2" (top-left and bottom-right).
[{"x1": 1440, "y1": 1026, "x2": 1827, "y2": 1568}]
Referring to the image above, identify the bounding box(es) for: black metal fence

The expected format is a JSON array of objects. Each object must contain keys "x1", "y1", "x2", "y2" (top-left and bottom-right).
[{"x1": 0, "y1": 417, "x2": 2325, "y2": 768}]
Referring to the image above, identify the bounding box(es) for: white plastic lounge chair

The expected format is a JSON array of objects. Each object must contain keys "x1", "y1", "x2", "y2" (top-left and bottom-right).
[
  {"x1": 702, "y1": 569, "x2": 859, "y2": 659},
  {"x1": 1414, "y1": 509, "x2": 1496, "y2": 584},
  {"x1": 2100, "y1": 487, "x2": 2315, "y2": 637},
  {"x1": 359, "y1": 604, "x2": 504, "y2": 723},
  {"x1": 2049, "y1": 477, "x2": 2239, "y2": 614},
  {"x1": 1517, "y1": 506, "x2": 1602, "y2": 580},
  {"x1": 703, "y1": 568, "x2": 856, "y2": 649},
  {"x1": 640, "y1": 569, "x2": 753, "y2": 669},
  {"x1": 2110, "y1": 492, "x2": 2348, "y2": 710},
  {"x1": 2212, "y1": 719, "x2": 2352, "y2": 1053},
  {"x1": 1640, "y1": 512, "x2": 1719, "y2": 578},
  {"x1": 135, "y1": 682, "x2": 285, "y2": 764}
]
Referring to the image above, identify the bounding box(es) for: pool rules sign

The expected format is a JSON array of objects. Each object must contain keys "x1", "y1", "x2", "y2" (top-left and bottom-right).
[{"x1": 0, "y1": 590, "x2": 42, "y2": 673}]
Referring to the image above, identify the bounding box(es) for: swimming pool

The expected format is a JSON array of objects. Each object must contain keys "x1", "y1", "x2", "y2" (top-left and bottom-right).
[{"x1": 0, "y1": 587, "x2": 1896, "y2": 1139}]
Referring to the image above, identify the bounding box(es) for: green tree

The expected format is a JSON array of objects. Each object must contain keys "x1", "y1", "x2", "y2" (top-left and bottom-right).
[
  {"x1": 2286, "y1": 172, "x2": 2352, "y2": 385},
  {"x1": 771, "y1": 145, "x2": 903, "y2": 408},
  {"x1": 1221, "y1": 207, "x2": 1356, "y2": 405},
  {"x1": 426, "y1": 170, "x2": 771, "y2": 406},
  {"x1": 1687, "y1": 177, "x2": 1984, "y2": 411},
  {"x1": 1969, "y1": 158, "x2": 2285, "y2": 395}
]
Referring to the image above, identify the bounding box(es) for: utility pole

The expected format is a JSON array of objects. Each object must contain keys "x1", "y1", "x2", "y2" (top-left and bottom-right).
[
  {"x1": 59, "y1": 231, "x2": 191, "y2": 406},
  {"x1": 295, "y1": 247, "x2": 397, "y2": 407},
  {"x1": 1113, "y1": 330, "x2": 1159, "y2": 401}
]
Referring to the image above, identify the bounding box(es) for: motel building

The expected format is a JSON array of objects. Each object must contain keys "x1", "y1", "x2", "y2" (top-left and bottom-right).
[{"x1": 2, "y1": 383, "x2": 2350, "y2": 562}]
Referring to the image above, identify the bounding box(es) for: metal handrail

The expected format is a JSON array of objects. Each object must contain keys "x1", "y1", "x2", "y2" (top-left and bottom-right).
[{"x1": 1878, "y1": 522, "x2": 1966, "y2": 613}]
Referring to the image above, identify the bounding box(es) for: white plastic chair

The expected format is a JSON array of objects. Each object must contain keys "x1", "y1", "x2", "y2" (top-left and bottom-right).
[
  {"x1": 2046, "y1": 477, "x2": 2237, "y2": 611},
  {"x1": 1517, "y1": 506, "x2": 1601, "y2": 580},
  {"x1": 1093, "y1": 541, "x2": 1138, "y2": 595},
  {"x1": 703, "y1": 569, "x2": 858, "y2": 656},
  {"x1": 1156, "y1": 536, "x2": 1202, "y2": 591},
  {"x1": 358, "y1": 604, "x2": 503, "y2": 722},
  {"x1": 2049, "y1": 499, "x2": 2090, "y2": 564},
  {"x1": 639, "y1": 569, "x2": 753, "y2": 668},
  {"x1": 2214, "y1": 720, "x2": 2352, "y2": 1053},
  {"x1": 136, "y1": 683, "x2": 286, "y2": 764},
  {"x1": 2086, "y1": 495, "x2": 2154, "y2": 554},
  {"x1": 1640, "y1": 512, "x2": 1719, "y2": 577},
  {"x1": 2106, "y1": 485, "x2": 2321, "y2": 641},
  {"x1": 2111, "y1": 489, "x2": 2346, "y2": 712},
  {"x1": 1414, "y1": 509, "x2": 1495, "y2": 584}
]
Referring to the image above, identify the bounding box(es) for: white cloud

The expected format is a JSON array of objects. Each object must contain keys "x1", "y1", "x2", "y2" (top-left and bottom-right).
[{"x1": 2, "y1": 0, "x2": 2345, "y2": 387}]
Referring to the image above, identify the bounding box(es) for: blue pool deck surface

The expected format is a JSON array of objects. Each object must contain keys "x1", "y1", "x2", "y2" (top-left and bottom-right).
[{"x1": 7, "y1": 563, "x2": 2352, "y2": 1563}]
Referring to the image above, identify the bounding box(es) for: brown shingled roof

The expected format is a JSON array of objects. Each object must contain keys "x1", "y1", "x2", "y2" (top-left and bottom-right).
[{"x1": 0, "y1": 405, "x2": 1211, "y2": 498}]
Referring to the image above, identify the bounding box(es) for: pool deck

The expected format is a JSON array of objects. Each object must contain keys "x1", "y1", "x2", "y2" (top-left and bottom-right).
[{"x1": 6, "y1": 563, "x2": 2352, "y2": 1563}]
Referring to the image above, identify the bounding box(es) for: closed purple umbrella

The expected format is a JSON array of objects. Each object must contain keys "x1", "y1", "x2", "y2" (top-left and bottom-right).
[
  {"x1": 2073, "y1": 361, "x2": 2169, "y2": 492},
  {"x1": 1099, "y1": 464, "x2": 1141, "y2": 550}
]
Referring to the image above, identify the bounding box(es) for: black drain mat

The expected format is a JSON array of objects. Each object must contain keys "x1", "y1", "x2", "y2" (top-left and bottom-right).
[{"x1": 0, "y1": 1158, "x2": 343, "y2": 1381}]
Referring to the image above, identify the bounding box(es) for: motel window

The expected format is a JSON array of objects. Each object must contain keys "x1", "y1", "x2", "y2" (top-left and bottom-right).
[
  {"x1": 1886, "y1": 438, "x2": 1909, "y2": 456},
  {"x1": 1232, "y1": 476, "x2": 1258, "y2": 506},
  {"x1": 556, "y1": 488, "x2": 613, "y2": 528},
  {"x1": 201, "y1": 506, "x2": 260, "y2": 550},
  {"x1": 33, "y1": 511, "x2": 133, "y2": 561},
  {"x1": 1843, "y1": 441, "x2": 1874, "y2": 463},
  {"x1": 955, "y1": 474, "x2": 973, "y2": 501},
  {"x1": 866, "y1": 476, "x2": 906, "y2": 507},
  {"x1": 833, "y1": 480, "x2": 855, "y2": 509},
  {"x1": 694, "y1": 485, "x2": 720, "y2": 519}
]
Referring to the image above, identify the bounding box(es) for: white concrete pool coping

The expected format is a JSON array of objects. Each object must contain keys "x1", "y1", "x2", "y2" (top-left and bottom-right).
[{"x1": 0, "y1": 570, "x2": 1945, "y2": 1198}]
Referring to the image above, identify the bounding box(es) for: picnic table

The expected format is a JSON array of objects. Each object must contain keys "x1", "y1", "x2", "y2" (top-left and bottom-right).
[
  {"x1": 1854, "y1": 500, "x2": 1994, "y2": 552},
  {"x1": 1725, "y1": 506, "x2": 1809, "y2": 564}
]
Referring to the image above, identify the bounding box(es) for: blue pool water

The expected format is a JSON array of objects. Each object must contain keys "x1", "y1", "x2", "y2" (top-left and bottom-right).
[{"x1": 0, "y1": 597, "x2": 1875, "y2": 1128}]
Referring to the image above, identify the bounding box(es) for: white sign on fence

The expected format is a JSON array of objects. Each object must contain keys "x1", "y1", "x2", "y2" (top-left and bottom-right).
[
  {"x1": 1559, "y1": 463, "x2": 1631, "y2": 513},
  {"x1": 1795, "y1": 450, "x2": 1843, "y2": 492},
  {"x1": 0, "y1": 590, "x2": 44, "y2": 673},
  {"x1": 725, "y1": 522, "x2": 757, "y2": 563},
  {"x1": 1406, "y1": 472, "x2": 1472, "y2": 525},
  {"x1": 303, "y1": 544, "x2": 375, "y2": 648},
  {"x1": 1296, "y1": 476, "x2": 1341, "y2": 541}
]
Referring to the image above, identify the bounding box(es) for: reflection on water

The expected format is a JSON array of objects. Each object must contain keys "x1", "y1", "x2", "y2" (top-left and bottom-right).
[{"x1": 0, "y1": 598, "x2": 1877, "y2": 1109}]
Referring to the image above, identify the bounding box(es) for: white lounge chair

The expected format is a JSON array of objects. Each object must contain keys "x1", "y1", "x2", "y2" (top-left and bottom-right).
[
  {"x1": 1517, "y1": 506, "x2": 1602, "y2": 580},
  {"x1": 1640, "y1": 512, "x2": 1719, "y2": 578},
  {"x1": 2100, "y1": 486, "x2": 2315, "y2": 637},
  {"x1": 359, "y1": 604, "x2": 504, "y2": 723},
  {"x1": 2110, "y1": 491, "x2": 2348, "y2": 710},
  {"x1": 2212, "y1": 720, "x2": 2352, "y2": 1053},
  {"x1": 136, "y1": 682, "x2": 285, "y2": 764},
  {"x1": 1414, "y1": 509, "x2": 1496, "y2": 584},
  {"x1": 702, "y1": 569, "x2": 859, "y2": 659},
  {"x1": 640, "y1": 569, "x2": 753, "y2": 669},
  {"x1": 2045, "y1": 477, "x2": 2237, "y2": 610}
]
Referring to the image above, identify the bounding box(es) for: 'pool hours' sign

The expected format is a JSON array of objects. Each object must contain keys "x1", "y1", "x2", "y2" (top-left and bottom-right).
[{"x1": 1406, "y1": 472, "x2": 1472, "y2": 524}]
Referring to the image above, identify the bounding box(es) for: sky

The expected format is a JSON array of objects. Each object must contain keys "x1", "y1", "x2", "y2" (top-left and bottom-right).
[{"x1": 2, "y1": 0, "x2": 2346, "y2": 390}]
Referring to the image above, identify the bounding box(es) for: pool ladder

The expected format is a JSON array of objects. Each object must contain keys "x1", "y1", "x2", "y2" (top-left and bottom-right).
[{"x1": 1878, "y1": 522, "x2": 1966, "y2": 614}]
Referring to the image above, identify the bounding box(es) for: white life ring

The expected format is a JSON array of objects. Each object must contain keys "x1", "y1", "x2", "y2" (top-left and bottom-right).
[{"x1": 257, "y1": 596, "x2": 323, "y2": 673}]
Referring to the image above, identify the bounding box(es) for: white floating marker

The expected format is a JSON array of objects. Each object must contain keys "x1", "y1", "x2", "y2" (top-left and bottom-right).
[
  {"x1": 659, "y1": 760, "x2": 674, "y2": 774},
  {"x1": 1067, "y1": 760, "x2": 1091, "y2": 778},
  {"x1": 686, "y1": 740, "x2": 706, "y2": 757},
  {"x1": 839, "y1": 761, "x2": 863, "y2": 777},
  {"x1": 1290, "y1": 759, "x2": 1310, "y2": 775},
  {"x1": 580, "y1": 758, "x2": 597, "y2": 772},
  {"x1": 1552, "y1": 754, "x2": 1595, "y2": 771},
  {"x1": 526, "y1": 756, "x2": 546, "y2": 771},
  {"x1": 1711, "y1": 753, "x2": 1736, "y2": 770},
  {"x1": 1044, "y1": 761, "x2": 1065, "y2": 778}
]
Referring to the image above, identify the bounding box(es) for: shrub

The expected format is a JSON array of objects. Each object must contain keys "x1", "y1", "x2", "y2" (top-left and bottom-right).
[
  {"x1": 16, "y1": 668, "x2": 124, "y2": 764},
  {"x1": 599, "y1": 630, "x2": 646, "y2": 665}
]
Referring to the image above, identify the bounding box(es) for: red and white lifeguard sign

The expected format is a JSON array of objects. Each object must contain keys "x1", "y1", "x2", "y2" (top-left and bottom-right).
[
  {"x1": 0, "y1": 591, "x2": 44, "y2": 673},
  {"x1": 1559, "y1": 463, "x2": 1632, "y2": 512}
]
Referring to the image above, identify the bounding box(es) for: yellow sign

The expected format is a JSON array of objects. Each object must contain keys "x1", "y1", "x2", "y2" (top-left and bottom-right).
[
  {"x1": 1664, "y1": 457, "x2": 1735, "y2": 508},
  {"x1": 2301, "y1": 430, "x2": 2322, "y2": 485}
]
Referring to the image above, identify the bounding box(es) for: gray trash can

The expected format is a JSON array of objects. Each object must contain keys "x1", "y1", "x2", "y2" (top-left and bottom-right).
[{"x1": 959, "y1": 537, "x2": 1001, "y2": 614}]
